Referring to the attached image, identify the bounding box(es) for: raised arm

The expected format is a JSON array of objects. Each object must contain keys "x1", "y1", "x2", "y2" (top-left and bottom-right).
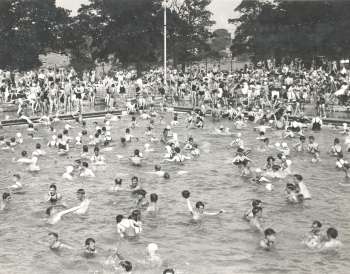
[
  {"x1": 203, "y1": 210, "x2": 224, "y2": 216},
  {"x1": 186, "y1": 198, "x2": 194, "y2": 214}
]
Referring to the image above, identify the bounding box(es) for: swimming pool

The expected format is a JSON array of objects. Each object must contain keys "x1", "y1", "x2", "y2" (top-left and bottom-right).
[{"x1": 0, "y1": 113, "x2": 349, "y2": 274}]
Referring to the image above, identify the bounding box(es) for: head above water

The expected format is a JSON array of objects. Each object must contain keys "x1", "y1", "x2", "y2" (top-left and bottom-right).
[
  {"x1": 48, "y1": 232, "x2": 58, "y2": 240},
  {"x1": 327, "y1": 227, "x2": 338, "y2": 239},
  {"x1": 120, "y1": 260, "x2": 132, "y2": 272},
  {"x1": 150, "y1": 193, "x2": 158, "y2": 203},
  {"x1": 3, "y1": 192, "x2": 11, "y2": 201},
  {"x1": 264, "y1": 228, "x2": 276, "y2": 237},
  {"x1": 293, "y1": 174, "x2": 303, "y2": 182},
  {"x1": 114, "y1": 178, "x2": 122, "y2": 185},
  {"x1": 163, "y1": 269, "x2": 175, "y2": 274}
]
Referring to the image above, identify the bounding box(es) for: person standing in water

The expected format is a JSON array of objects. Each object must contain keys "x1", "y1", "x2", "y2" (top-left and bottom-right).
[{"x1": 182, "y1": 190, "x2": 224, "y2": 220}]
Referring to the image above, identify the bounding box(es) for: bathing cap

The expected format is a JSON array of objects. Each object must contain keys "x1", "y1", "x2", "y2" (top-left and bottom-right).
[{"x1": 147, "y1": 243, "x2": 158, "y2": 253}]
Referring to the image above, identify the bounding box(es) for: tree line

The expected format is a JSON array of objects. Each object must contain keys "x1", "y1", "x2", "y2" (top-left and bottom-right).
[
  {"x1": 230, "y1": 0, "x2": 350, "y2": 66},
  {"x1": 0, "y1": 0, "x2": 227, "y2": 73}
]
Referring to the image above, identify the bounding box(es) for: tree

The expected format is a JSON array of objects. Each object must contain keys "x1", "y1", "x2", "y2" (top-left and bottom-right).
[
  {"x1": 168, "y1": 0, "x2": 215, "y2": 70},
  {"x1": 229, "y1": 0, "x2": 350, "y2": 64},
  {"x1": 0, "y1": 0, "x2": 70, "y2": 70},
  {"x1": 210, "y1": 28, "x2": 232, "y2": 58},
  {"x1": 72, "y1": 0, "x2": 164, "y2": 75}
]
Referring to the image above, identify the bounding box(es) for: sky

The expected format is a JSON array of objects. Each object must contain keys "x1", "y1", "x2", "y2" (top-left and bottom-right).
[{"x1": 56, "y1": 0, "x2": 241, "y2": 33}]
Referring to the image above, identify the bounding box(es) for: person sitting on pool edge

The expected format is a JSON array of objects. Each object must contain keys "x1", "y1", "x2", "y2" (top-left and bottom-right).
[{"x1": 182, "y1": 190, "x2": 224, "y2": 221}]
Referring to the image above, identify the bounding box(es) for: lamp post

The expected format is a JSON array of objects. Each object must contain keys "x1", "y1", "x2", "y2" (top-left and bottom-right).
[{"x1": 163, "y1": 0, "x2": 167, "y2": 86}]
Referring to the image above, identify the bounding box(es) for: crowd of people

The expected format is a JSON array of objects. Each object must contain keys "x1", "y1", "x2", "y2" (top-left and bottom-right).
[
  {"x1": 1, "y1": 62, "x2": 350, "y2": 120},
  {"x1": 0, "y1": 62, "x2": 348, "y2": 273}
]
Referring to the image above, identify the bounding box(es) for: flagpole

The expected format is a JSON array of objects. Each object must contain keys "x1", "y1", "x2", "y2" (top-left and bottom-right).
[{"x1": 163, "y1": 0, "x2": 167, "y2": 86}]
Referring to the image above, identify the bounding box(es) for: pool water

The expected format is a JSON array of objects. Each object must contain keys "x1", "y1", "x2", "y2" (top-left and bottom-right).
[{"x1": 0, "y1": 113, "x2": 349, "y2": 274}]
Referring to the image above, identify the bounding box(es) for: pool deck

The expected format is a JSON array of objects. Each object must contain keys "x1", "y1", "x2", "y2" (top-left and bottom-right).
[{"x1": 1, "y1": 106, "x2": 350, "y2": 127}]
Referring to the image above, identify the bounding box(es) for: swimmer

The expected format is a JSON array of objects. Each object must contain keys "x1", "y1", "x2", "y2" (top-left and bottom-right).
[
  {"x1": 110, "y1": 178, "x2": 122, "y2": 192},
  {"x1": 191, "y1": 143, "x2": 200, "y2": 157},
  {"x1": 124, "y1": 128, "x2": 138, "y2": 142},
  {"x1": 129, "y1": 176, "x2": 141, "y2": 191},
  {"x1": 8, "y1": 174, "x2": 24, "y2": 192},
  {"x1": 32, "y1": 143, "x2": 46, "y2": 157},
  {"x1": 249, "y1": 207, "x2": 263, "y2": 233},
  {"x1": 146, "y1": 165, "x2": 165, "y2": 177},
  {"x1": 146, "y1": 193, "x2": 158, "y2": 213},
  {"x1": 144, "y1": 143, "x2": 154, "y2": 152},
  {"x1": 232, "y1": 147, "x2": 251, "y2": 167},
  {"x1": 80, "y1": 162, "x2": 95, "y2": 177},
  {"x1": 240, "y1": 160, "x2": 252, "y2": 177},
  {"x1": 0, "y1": 192, "x2": 11, "y2": 210},
  {"x1": 163, "y1": 147, "x2": 191, "y2": 164},
  {"x1": 285, "y1": 183, "x2": 303, "y2": 203},
  {"x1": 116, "y1": 215, "x2": 140, "y2": 238},
  {"x1": 81, "y1": 145, "x2": 90, "y2": 158},
  {"x1": 129, "y1": 209, "x2": 142, "y2": 234},
  {"x1": 340, "y1": 123, "x2": 348, "y2": 134},
  {"x1": 46, "y1": 204, "x2": 82, "y2": 225},
  {"x1": 129, "y1": 149, "x2": 144, "y2": 166},
  {"x1": 107, "y1": 249, "x2": 133, "y2": 273},
  {"x1": 15, "y1": 150, "x2": 34, "y2": 164},
  {"x1": 163, "y1": 269, "x2": 175, "y2": 274},
  {"x1": 171, "y1": 113, "x2": 179, "y2": 126},
  {"x1": 74, "y1": 189, "x2": 90, "y2": 215},
  {"x1": 214, "y1": 125, "x2": 232, "y2": 135},
  {"x1": 133, "y1": 189, "x2": 149, "y2": 209},
  {"x1": 90, "y1": 147, "x2": 105, "y2": 165},
  {"x1": 336, "y1": 153, "x2": 350, "y2": 177},
  {"x1": 293, "y1": 135, "x2": 306, "y2": 152},
  {"x1": 307, "y1": 135, "x2": 320, "y2": 162},
  {"x1": 48, "y1": 232, "x2": 73, "y2": 250},
  {"x1": 130, "y1": 116, "x2": 138, "y2": 128},
  {"x1": 250, "y1": 169, "x2": 271, "y2": 185},
  {"x1": 230, "y1": 133, "x2": 244, "y2": 148},
  {"x1": 84, "y1": 238, "x2": 97, "y2": 257},
  {"x1": 182, "y1": 190, "x2": 224, "y2": 221},
  {"x1": 9, "y1": 137, "x2": 17, "y2": 147},
  {"x1": 47, "y1": 135, "x2": 57, "y2": 148},
  {"x1": 15, "y1": 132, "x2": 23, "y2": 144},
  {"x1": 277, "y1": 142, "x2": 290, "y2": 156},
  {"x1": 318, "y1": 227, "x2": 342, "y2": 251},
  {"x1": 184, "y1": 136, "x2": 194, "y2": 150},
  {"x1": 293, "y1": 174, "x2": 311, "y2": 200},
  {"x1": 329, "y1": 138, "x2": 342, "y2": 157},
  {"x1": 62, "y1": 166, "x2": 74, "y2": 181},
  {"x1": 75, "y1": 132, "x2": 83, "y2": 145},
  {"x1": 57, "y1": 134, "x2": 69, "y2": 155},
  {"x1": 260, "y1": 228, "x2": 276, "y2": 251},
  {"x1": 145, "y1": 243, "x2": 162, "y2": 267},
  {"x1": 244, "y1": 199, "x2": 262, "y2": 221},
  {"x1": 46, "y1": 184, "x2": 62, "y2": 204},
  {"x1": 303, "y1": 221, "x2": 323, "y2": 249}
]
